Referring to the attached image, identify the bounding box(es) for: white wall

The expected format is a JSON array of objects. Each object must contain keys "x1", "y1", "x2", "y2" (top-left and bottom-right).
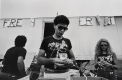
[
  {"x1": 115, "y1": 16, "x2": 122, "y2": 59},
  {"x1": 0, "y1": 18, "x2": 43, "y2": 59},
  {"x1": 2, "y1": 0, "x2": 122, "y2": 18},
  {"x1": 0, "y1": 16, "x2": 122, "y2": 60},
  {"x1": 64, "y1": 16, "x2": 122, "y2": 60}
]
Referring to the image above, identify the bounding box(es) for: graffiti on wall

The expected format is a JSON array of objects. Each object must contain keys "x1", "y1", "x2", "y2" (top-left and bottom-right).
[
  {"x1": 3, "y1": 19, "x2": 23, "y2": 27},
  {"x1": 79, "y1": 17, "x2": 93, "y2": 26},
  {"x1": 79, "y1": 16, "x2": 115, "y2": 26},
  {"x1": 2, "y1": 16, "x2": 115, "y2": 27}
]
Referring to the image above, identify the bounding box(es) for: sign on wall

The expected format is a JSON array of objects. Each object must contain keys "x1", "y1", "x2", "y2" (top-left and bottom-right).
[
  {"x1": 2, "y1": 16, "x2": 116, "y2": 27},
  {"x1": 96, "y1": 15, "x2": 102, "y2": 25},
  {"x1": 3, "y1": 19, "x2": 22, "y2": 27},
  {"x1": 31, "y1": 18, "x2": 35, "y2": 27},
  {"x1": 79, "y1": 16, "x2": 115, "y2": 26},
  {"x1": 79, "y1": 17, "x2": 93, "y2": 26},
  {"x1": 104, "y1": 17, "x2": 115, "y2": 26}
]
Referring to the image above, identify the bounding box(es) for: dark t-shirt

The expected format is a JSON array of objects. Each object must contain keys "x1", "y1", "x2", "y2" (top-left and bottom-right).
[
  {"x1": 96, "y1": 53, "x2": 115, "y2": 71},
  {"x1": 40, "y1": 36, "x2": 72, "y2": 70},
  {"x1": 97, "y1": 53, "x2": 114, "y2": 65},
  {"x1": 96, "y1": 53, "x2": 116, "y2": 80},
  {"x1": 2, "y1": 46, "x2": 26, "y2": 76}
]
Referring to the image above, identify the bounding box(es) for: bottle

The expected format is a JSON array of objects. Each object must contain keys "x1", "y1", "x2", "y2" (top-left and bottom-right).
[
  {"x1": 38, "y1": 65, "x2": 44, "y2": 79},
  {"x1": 30, "y1": 71, "x2": 40, "y2": 80},
  {"x1": 29, "y1": 64, "x2": 41, "y2": 80}
]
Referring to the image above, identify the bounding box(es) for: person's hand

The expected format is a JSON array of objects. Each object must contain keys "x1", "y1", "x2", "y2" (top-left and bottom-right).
[
  {"x1": 55, "y1": 63, "x2": 64, "y2": 67},
  {"x1": 63, "y1": 59, "x2": 74, "y2": 68},
  {"x1": 100, "y1": 61, "x2": 110, "y2": 66},
  {"x1": 51, "y1": 58, "x2": 65, "y2": 64},
  {"x1": 97, "y1": 61, "x2": 105, "y2": 67},
  {"x1": 64, "y1": 59, "x2": 73, "y2": 64}
]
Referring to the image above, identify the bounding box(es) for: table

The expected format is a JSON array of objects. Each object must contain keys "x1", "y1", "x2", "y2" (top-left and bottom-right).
[
  {"x1": 19, "y1": 69, "x2": 80, "y2": 80},
  {"x1": 19, "y1": 67, "x2": 108, "y2": 80},
  {"x1": 19, "y1": 75, "x2": 108, "y2": 80}
]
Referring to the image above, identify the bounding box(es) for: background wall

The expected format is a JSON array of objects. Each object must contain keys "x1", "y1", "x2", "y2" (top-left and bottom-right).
[
  {"x1": 0, "y1": 18, "x2": 43, "y2": 59},
  {"x1": 64, "y1": 16, "x2": 122, "y2": 60},
  {"x1": 1, "y1": 0, "x2": 122, "y2": 18},
  {"x1": 0, "y1": 16, "x2": 122, "y2": 61}
]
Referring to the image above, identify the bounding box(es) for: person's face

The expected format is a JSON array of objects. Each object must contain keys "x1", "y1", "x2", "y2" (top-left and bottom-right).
[
  {"x1": 54, "y1": 24, "x2": 68, "y2": 37},
  {"x1": 100, "y1": 42, "x2": 108, "y2": 51}
]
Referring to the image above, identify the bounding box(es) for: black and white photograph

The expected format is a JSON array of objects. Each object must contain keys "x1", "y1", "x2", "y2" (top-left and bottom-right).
[{"x1": 0, "y1": 0, "x2": 122, "y2": 80}]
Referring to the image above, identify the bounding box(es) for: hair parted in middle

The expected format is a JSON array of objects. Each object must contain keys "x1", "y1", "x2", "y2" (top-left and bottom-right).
[{"x1": 95, "y1": 38, "x2": 113, "y2": 56}]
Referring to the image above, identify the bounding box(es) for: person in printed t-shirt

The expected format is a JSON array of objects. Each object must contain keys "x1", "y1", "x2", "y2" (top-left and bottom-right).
[{"x1": 37, "y1": 15, "x2": 79, "y2": 74}]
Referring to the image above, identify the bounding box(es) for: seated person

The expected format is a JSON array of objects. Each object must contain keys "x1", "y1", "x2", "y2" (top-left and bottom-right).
[
  {"x1": 1, "y1": 35, "x2": 27, "y2": 79},
  {"x1": 94, "y1": 38, "x2": 118, "y2": 80},
  {"x1": 37, "y1": 15, "x2": 79, "y2": 74}
]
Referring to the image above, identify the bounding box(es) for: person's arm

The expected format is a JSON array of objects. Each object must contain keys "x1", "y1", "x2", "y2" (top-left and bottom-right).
[
  {"x1": 94, "y1": 54, "x2": 99, "y2": 68},
  {"x1": 94, "y1": 54, "x2": 104, "y2": 68},
  {"x1": 17, "y1": 56, "x2": 26, "y2": 77},
  {"x1": 67, "y1": 49, "x2": 79, "y2": 69},
  {"x1": 112, "y1": 52, "x2": 118, "y2": 69},
  {"x1": 37, "y1": 49, "x2": 53, "y2": 65},
  {"x1": 104, "y1": 53, "x2": 118, "y2": 69},
  {"x1": 37, "y1": 49, "x2": 65, "y2": 66},
  {"x1": 101, "y1": 53, "x2": 118, "y2": 69}
]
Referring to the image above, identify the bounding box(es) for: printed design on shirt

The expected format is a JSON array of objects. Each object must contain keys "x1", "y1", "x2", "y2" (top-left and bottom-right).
[
  {"x1": 98, "y1": 55, "x2": 113, "y2": 63},
  {"x1": 48, "y1": 40, "x2": 68, "y2": 58}
]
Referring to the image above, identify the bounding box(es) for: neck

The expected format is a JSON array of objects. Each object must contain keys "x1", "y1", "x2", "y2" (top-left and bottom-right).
[
  {"x1": 102, "y1": 51, "x2": 107, "y2": 54},
  {"x1": 53, "y1": 34, "x2": 62, "y2": 40}
]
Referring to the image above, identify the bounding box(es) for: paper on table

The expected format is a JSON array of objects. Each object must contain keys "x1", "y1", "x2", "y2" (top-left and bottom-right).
[
  {"x1": 69, "y1": 69, "x2": 79, "y2": 76},
  {"x1": 18, "y1": 75, "x2": 30, "y2": 80},
  {"x1": 44, "y1": 71, "x2": 71, "y2": 80}
]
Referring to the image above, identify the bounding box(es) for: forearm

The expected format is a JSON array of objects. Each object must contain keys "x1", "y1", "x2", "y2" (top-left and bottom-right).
[
  {"x1": 109, "y1": 64, "x2": 118, "y2": 69},
  {"x1": 102, "y1": 62, "x2": 118, "y2": 69},
  {"x1": 70, "y1": 57, "x2": 79, "y2": 68},
  {"x1": 37, "y1": 56, "x2": 54, "y2": 65},
  {"x1": 18, "y1": 62, "x2": 26, "y2": 77}
]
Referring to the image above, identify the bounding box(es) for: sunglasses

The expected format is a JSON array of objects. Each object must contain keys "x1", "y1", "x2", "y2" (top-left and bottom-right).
[
  {"x1": 100, "y1": 45, "x2": 108, "y2": 47},
  {"x1": 58, "y1": 26, "x2": 68, "y2": 31}
]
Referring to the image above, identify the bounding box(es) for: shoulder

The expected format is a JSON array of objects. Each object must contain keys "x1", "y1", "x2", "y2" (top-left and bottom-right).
[
  {"x1": 42, "y1": 36, "x2": 53, "y2": 43},
  {"x1": 7, "y1": 46, "x2": 15, "y2": 50},
  {"x1": 42, "y1": 36, "x2": 53, "y2": 42},
  {"x1": 18, "y1": 47, "x2": 27, "y2": 58},
  {"x1": 111, "y1": 52, "x2": 116, "y2": 56},
  {"x1": 44, "y1": 36, "x2": 53, "y2": 40},
  {"x1": 21, "y1": 48, "x2": 27, "y2": 54},
  {"x1": 62, "y1": 37, "x2": 70, "y2": 42},
  {"x1": 6, "y1": 47, "x2": 16, "y2": 52},
  {"x1": 21, "y1": 47, "x2": 26, "y2": 51},
  {"x1": 16, "y1": 47, "x2": 27, "y2": 53}
]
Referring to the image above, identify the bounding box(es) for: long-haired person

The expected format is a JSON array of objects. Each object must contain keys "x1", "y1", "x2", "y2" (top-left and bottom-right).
[
  {"x1": 94, "y1": 38, "x2": 118, "y2": 80},
  {"x1": 0, "y1": 35, "x2": 27, "y2": 80}
]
